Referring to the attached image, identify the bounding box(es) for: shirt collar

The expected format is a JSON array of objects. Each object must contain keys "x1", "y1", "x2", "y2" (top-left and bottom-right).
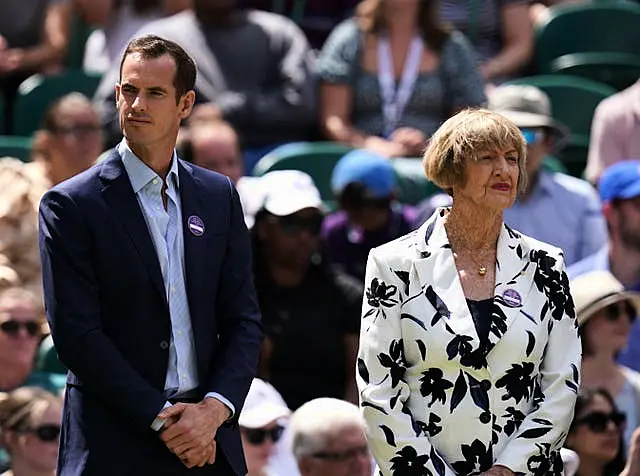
[{"x1": 119, "y1": 140, "x2": 180, "y2": 193}]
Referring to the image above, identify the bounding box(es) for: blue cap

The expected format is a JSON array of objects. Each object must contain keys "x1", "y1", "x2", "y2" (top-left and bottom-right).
[
  {"x1": 331, "y1": 149, "x2": 396, "y2": 198},
  {"x1": 599, "y1": 160, "x2": 640, "y2": 203}
]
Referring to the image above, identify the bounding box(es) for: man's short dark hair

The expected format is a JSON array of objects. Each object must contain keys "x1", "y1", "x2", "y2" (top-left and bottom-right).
[{"x1": 119, "y1": 35, "x2": 197, "y2": 103}]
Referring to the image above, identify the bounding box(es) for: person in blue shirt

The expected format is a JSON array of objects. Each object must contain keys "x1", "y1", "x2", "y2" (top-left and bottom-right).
[{"x1": 569, "y1": 160, "x2": 640, "y2": 371}]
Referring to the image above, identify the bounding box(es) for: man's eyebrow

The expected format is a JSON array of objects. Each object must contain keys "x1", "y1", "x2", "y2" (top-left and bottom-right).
[{"x1": 147, "y1": 86, "x2": 169, "y2": 93}]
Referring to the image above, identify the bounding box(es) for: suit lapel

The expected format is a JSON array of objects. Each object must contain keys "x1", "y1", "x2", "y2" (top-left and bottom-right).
[
  {"x1": 99, "y1": 151, "x2": 167, "y2": 306},
  {"x1": 488, "y1": 225, "x2": 538, "y2": 350},
  {"x1": 412, "y1": 210, "x2": 481, "y2": 344},
  {"x1": 178, "y1": 161, "x2": 207, "y2": 323}
]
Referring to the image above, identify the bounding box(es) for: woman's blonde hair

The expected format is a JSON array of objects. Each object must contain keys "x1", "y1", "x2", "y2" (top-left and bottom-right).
[
  {"x1": 0, "y1": 387, "x2": 61, "y2": 453},
  {"x1": 423, "y1": 108, "x2": 528, "y2": 195}
]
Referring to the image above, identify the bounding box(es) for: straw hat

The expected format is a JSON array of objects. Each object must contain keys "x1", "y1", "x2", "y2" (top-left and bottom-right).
[{"x1": 569, "y1": 271, "x2": 640, "y2": 327}]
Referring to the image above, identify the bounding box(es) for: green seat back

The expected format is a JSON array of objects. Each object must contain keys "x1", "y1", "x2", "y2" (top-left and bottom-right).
[
  {"x1": 13, "y1": 71, "x2": 102, "y2": 136},
  {"x1": 0, "y1": 135, "x2": 33, "y2": 162},
  {"x1": 549, "y1": 52, "x2": 640, "y2": 91},
  {"x1": 536, "y1": 2, "x2": 640, "y2": 74},
  {"x1": 252, "y1": 142, "x2": 354, "y2": 202}
]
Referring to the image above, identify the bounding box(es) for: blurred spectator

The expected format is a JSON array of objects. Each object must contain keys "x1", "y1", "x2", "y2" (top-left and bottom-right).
[
  {"x1": 0, "y1": 0, "x2": 72, "y2": 134},
  {"x1": 0, "y1": 288, "x2": 45, "y2": 394},
  {"x1": 77, "y1": 0, "x2": 191, "y2": 74},
  {"x1": 570, "y1": 271, "x2": 640, "y2": 449},
  {"x1": 238, "y1": 0, "x2": 359, "y2": 49},
  {"x1": 585, "y1": 80, "x2": 640, "y2": 185},
  {"x1": 316, "y1": 0, "x2": 485, "y2": 158},
  {"x1": 252, "y1": 171, "x2": 362, "y2": 410},
  {"x1": 288, "y1": 397, "x2": 371, "y2": 476},
  {"x1": 414, "y1": 84, "x2": 606, "y2": 266},
  {"x1": 177, "y1": 117, "x2": 266, "y2": 229},
  {"x1": 239, "y1": 378, "x2": 299, "y2": 476},
  {"x1": 94, "y1": 0, "x2": 317, "y2": 173},
  {"x1": 439, "y1": 0, "x2": 533, "y2": 83},
  {"x1": 322, "y1": 149, "x2": 417, "y2": 282},
  {"x1": 0, "y1": 387, "x2": 62, "y2": 476},
  {"x1": 569, "y1": 160, "x2": 640, "y2": 371},
  {"x1": 0, "y1": 93, "x2": 102, "y2": 296},
  {"x1": 179, "y1": 119, "x2": 244, "y2": 184},
  {"x1": 564, "y1": 388, "x2": 627, "y2": 476}
]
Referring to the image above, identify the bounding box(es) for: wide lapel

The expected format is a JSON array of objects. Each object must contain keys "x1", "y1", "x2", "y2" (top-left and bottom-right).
[
  {"x1": 177, "y1": 161, "x2": 207, "y2": 326},
  {"x1": 412, "y1": 209, "x2": 480, "y2": 344},
  {"x1": 488, "y1": 225, "x2": 538, "y2": 351},
  {"x1": 99, "y1": 151, "x2": 167, "y2": 306}
]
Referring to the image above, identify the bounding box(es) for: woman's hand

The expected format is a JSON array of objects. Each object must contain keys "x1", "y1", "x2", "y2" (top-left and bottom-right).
[
  {"x1": 363, "y1": 136, "x2": 407, "y2": 158},
  {"x1": 390, "y1": 127, "x2": 427, "y2": 157}
]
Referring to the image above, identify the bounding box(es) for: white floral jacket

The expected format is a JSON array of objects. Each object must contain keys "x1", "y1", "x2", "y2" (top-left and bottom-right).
[{"x1": 357, "y1": 209, "x2": 582, "y2": 476}]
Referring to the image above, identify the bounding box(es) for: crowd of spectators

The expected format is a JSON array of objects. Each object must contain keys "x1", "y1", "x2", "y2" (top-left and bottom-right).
[{"x1": 1, "y1": 0, "x2": 640, "y2": 474}]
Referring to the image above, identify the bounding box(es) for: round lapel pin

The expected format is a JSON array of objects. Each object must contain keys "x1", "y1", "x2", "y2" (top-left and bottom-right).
[
  {"x1": 502, "y1": 289, "x2": 522, "y2": 307},
  {"x1": 187, "y1": 215, "x2": 205, "y2": 237}
]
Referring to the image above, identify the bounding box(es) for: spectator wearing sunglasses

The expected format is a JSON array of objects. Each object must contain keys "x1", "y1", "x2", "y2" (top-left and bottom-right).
[
  {"x1": 252, "y1": 171, "x2": 363, "y2": 410},
  {"x1": 564, "y1": 388, "x2": 627, "y2": 476},
  {"x1": 0, "y1": 288, "x2": 45, "y2": 394},
  {"x1": 571, "y1": 271, "x2": 640, "y2": 450},
  {"x1": 0, "y1": 386, "x2": 62, "y2": 476},
  {"x1": 322, "y1": 149, "x2": 417, "y2": 283},
  {"x1": 412, "y1": 84, "x2": 606, "y2": 267},
  {"x1": 238, "y1": 378, "x2": 298, "y2": 476},
  {"x1": 289, "y1": 398, "x2": 371, "y2": 476},
  {"x1": 0, "y1": 93, "x2": 103, "y2": 299}
]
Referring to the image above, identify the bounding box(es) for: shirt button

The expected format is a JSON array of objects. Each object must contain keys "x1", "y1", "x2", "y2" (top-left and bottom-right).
[
  {"x1": 171, "y1": 287, "x2": 176, "y2": 293},
  {"x1": 153, "y1": 179, "x2": 159, "y2": 185},
  {"x1": 177, "y1": 330, "x2": 182, "y2": 336},
  {"x1": 159, "y1": 341, "x2": 169, "y2": 350}
]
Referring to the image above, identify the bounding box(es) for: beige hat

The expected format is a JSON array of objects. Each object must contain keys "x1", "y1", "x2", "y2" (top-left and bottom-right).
[
  {"x1": 569, "y1": 271, "x2": 640, "y2": 327},
  {"x1": 488, "y1": 84, "x2": 570, "y2": 150}
]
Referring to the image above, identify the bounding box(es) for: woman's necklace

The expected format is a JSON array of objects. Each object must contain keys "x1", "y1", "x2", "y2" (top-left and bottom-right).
[{"x1": 453, "y1": 249, "x2": 492, "y2": 277}]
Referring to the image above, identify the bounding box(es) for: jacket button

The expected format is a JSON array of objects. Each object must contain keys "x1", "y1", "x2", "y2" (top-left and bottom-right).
[
  {"x1": 481, "y1": 380, "x2": 491, "y2": 391},
  {"x1": 479, "y1": 412, "x2": 491, "y2": 424},
  {"x1": 159, "y1": 341, "x2": 169, "y2": 350}
]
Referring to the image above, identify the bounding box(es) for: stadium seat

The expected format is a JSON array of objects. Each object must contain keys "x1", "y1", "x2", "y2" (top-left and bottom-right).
[
  {"x1": 392, "y1": 158, "x2": 441, "y2": 205},
  {"x1": 66, "y1": 11, "x2": 94, "y2": 70},
  {"x1": 0, "y1": 135, "x2": 33, "y2": 162},
  {"x1": 535, "y1": 2, "x2": 640, "y2": 90},
  {"x1": 12, "y1": 71, "x2": 102, "y2": 136}
]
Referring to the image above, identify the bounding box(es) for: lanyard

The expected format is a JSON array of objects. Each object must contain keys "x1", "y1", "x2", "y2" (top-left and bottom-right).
[{"x1": 377, "y1": 35, "x2": 424, "y2": 137}]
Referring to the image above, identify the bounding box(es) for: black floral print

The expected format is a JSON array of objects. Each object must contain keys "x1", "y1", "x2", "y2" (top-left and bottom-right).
[
  {"x1": 530, "y1": 250, "x2": 576, "y2": 322},
  {"x1": 450, "y1": 439, "x2": 493, "y2": 475},
  {"x1": 419, "y1": 368, "x2": 454, "y2": 405},
  {"x1": 378, "y1": 339, "x2": 408, "y2": 389},
  {"x1": 364, "y1": 277, "x2": 398, "y2": 318},
  {"x1": 390, "y1": 446, "x2": 431, "y2": 476},
  {"x1": 496, "y1": 362, "x2": 536, "y2": 403}
]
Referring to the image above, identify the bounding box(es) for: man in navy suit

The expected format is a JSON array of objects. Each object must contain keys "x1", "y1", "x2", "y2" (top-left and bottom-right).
[{"x1": 38, "y1": 35, "x2": 262, "y2": 475}]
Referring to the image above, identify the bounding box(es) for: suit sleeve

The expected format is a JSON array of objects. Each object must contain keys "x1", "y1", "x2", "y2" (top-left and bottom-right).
[
  {"x1": 206, "y1": 178, "x2": 263, "y2": 418},
  {"x1": 357, "y1": 250, "x2": 456, "y2": 476},
  {"x1": 494, "y1": 254, "x2": 582, "y2": 473},
  {"x1": 39, "y1": 190, "x2": 166, "y2": 430}
]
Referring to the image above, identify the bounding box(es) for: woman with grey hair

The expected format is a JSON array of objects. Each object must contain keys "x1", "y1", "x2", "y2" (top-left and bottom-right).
[
  {"x1": 289, "y1": 398, "x2": 371, "y2": 476},
  {"x1": 357, "y1": 108, "x2": 581, "y2": 475}
]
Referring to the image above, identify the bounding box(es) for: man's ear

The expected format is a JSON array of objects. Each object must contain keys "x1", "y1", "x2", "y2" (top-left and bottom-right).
[
  {"x1": 298, "y1": 456, "x2": 313, "y2": 475},
  {"x1": 179, "y1": 90, "x2": 196, "y2": 119}
]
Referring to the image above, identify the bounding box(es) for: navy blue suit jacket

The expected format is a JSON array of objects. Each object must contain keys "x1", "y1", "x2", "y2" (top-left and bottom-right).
[{"x1": 38, "y1": 148, "x2": 262, "y2": 475}]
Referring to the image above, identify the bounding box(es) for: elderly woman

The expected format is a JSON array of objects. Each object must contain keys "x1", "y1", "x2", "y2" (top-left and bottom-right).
[
  {"x1": 316, "y1": 0, "x2": 485, "y2": 158},
  {"x1": 570, "y1": 271, "x2": 640, "y2": 450},
  {"x1": 356, "y1": 108, "x2": 581, "y2": 475},
  {"x1": 0, "y1": 387, "x2": 62, "y2": 476}
]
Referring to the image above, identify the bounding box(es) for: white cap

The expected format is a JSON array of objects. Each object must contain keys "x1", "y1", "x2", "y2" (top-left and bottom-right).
[
  {"x1": 239, "y1": 378, "x2": 291, "y2": 429},
  {"x1": 260, "y1": 170, "x2": 322, "y2": 216}
]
